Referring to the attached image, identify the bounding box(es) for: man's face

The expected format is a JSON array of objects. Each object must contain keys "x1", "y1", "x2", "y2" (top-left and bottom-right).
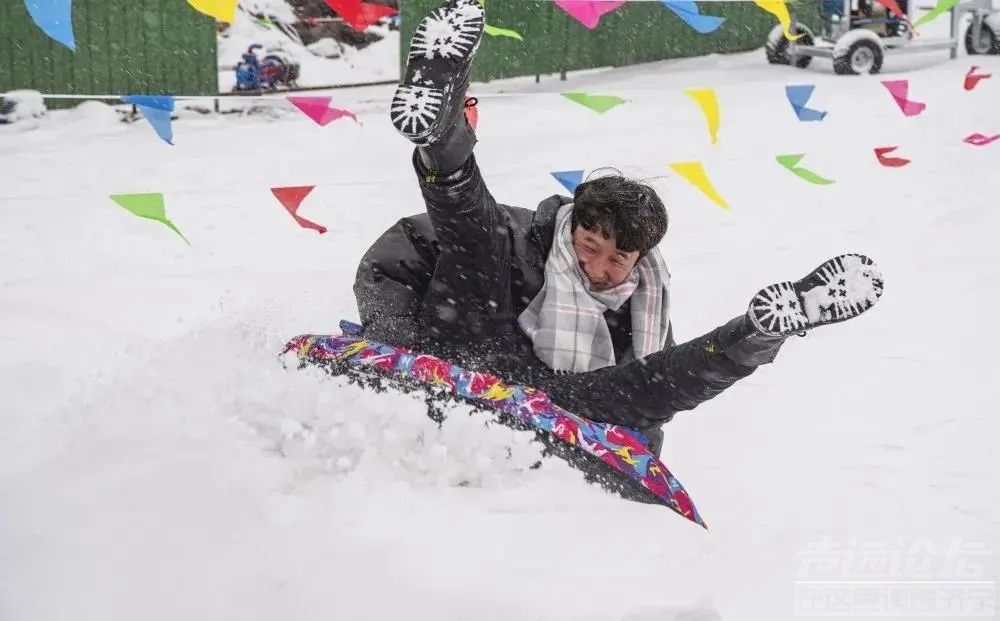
[{"x1": 571, "y1": 225, "x2": 641, "y2": 291}]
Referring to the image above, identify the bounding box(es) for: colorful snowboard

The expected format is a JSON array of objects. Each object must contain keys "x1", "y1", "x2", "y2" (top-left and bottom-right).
[{"x1": 282, "y1": 320, "x2": 706, "y2": 529}]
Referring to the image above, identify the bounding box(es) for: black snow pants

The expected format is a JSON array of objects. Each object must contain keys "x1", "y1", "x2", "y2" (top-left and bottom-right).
[{"x1": 400, "y1": 151, "x2": 784, "y2": 455}]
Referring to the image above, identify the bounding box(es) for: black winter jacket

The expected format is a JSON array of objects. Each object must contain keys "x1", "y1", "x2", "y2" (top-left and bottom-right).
[
  {"x1": 353, "y1": 193, "x2": 675, "y2": 377},
  {"x1": 351, "y1": 161, "x2": 755, "y2": 454}
]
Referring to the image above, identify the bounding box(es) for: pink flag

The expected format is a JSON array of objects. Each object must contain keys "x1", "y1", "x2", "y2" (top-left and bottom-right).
[
  {"x1": 881, "y1": 80, "x2": 926, "y2": 117},
  {"x1": 963, "y1": 133, "x2": 1000, "y2": 146},
  {"x1": 553, "y1": 0, "x2": 626, "y2": 29},
  {"x1": 288, "y1": 96, "x2": 359, "y2": 126}
]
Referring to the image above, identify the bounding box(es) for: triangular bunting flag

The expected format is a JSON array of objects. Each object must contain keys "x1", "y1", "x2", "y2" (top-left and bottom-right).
[
  {"x1": 323, "y1": 0, "x2": 397, "y2": 32},
  {"x1": 753, "y1": 0, "x2": 803, "y2": 40},
  {"x1": 874, "y1": 0, "x2": 910, "y2": 21},
  {"x1": 121, "y1": 95, "x2": 175, "y2": 145},
  {"x1": 484, "y1": 24, "x2": 524, "y2": 40},
  {"x1": 912, "y1": 0, "x2": 959, "y2": 27},
  {"x1": 785, "y1": 85, "x2": 828, "y2": 121},
  {"x1": 776, "y1": 153, "x2": 835, "y2": 185},
  {"x1": 874, "y1": 146, "x2": 911, "y2": 167},
  {"x1": 110, "y1": 193, "x2": 189, "y2": 244},
  {"x1": 24, "y1": 0, "x2": 75, "y2": 51},
  {"x1": 561, "y1": 92, "x2": 628, "y2": 114},
  {"x1": 963, "y1": 133, "x2": 1000, "y2": 146},
  {"x1": 684, "y1": 88, "x2": 720, "y2": 144},
  {"x1": 271, "y1": 186, "x2": 327, "y2": 234},
  {"x1": 288, "y1": 96, "x2": 359, "y2": 126},
  {"x1": 964, "y1": 65, "x2": 991, "y2": 91},
  {"x1": 186, "y1": 0, "x2": 238, "y2": 22},
  {"x1": 659, "y1": 1, "x2": 725, "y2": 34},
  {"x1": 553, "y1": 0, "x2": 627, "y2": 29},
  {"x1": 551, "y1": 170, "x2": 585, "y2": 194},
  {"x1": 668, "y1": 162, "x2": 729, "y2": 210},
  {"x1": 882, "y1": 80, "x2": 926, "y2": 116}
]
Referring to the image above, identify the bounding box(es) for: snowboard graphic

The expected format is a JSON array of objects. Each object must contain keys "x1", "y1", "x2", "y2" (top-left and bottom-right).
[{"x1": 282, "y1": 320, "x2": 707, "y2": 528}]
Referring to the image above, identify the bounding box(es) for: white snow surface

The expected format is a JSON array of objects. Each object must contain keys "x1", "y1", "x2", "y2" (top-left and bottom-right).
[{"x1": 2, "y1": 37, "x2": 999, "y2": 621}]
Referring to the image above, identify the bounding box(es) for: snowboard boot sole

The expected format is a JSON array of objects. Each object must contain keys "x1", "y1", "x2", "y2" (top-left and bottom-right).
[
  {"x1": 749, "y1": 253, "x2": 885, "y2": 337},
  {"x1": 390, "y1": 0, "x2": 485, "y2": 146}
]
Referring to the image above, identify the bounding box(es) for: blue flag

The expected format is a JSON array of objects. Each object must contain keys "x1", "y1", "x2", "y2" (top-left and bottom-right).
[
  {"x1": 122, "y1": 95, "x2": 176, "y2": 145},
  {"x1": 24, "y1": 0, "x2": 75, "y2": 51},
  {"x1": 659, "y1": 1, "x2": 725, "y2": 34},
  {"x1": 785, "y1": 85, "x2": 828, "y2": 122},
  {"x1": 551, "y1": 170, "x2": 584, "y2": 194}
]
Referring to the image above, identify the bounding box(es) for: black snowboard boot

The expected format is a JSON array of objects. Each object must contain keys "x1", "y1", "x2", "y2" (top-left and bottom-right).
[
  {"x1": 390, "y1": 0, "x2": 485, "y2": 178},
  {"x1": 719, "y1": 253, "x2": 885, "y2": 367},
  {"x1": 749, "y1": 253, "x2": 884, "y2": 337}
]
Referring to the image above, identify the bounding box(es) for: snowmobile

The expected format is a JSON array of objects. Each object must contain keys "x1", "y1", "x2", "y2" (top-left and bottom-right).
[{"x1": 234, "y1": 43, "x2": 301, "y2": 91}]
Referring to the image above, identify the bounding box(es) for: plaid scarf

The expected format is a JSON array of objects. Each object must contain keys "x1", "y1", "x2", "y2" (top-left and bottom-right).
[{"x1": 517, "y1": 203, "x2": 671, "y2": 373}]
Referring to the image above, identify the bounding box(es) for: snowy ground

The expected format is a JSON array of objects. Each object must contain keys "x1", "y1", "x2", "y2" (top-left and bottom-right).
[{"x1": 2, "y1": 16, "x2": 999, "y2": 621}]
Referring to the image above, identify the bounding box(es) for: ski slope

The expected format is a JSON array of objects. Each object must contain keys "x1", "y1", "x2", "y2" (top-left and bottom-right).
[{"x1": 2, "y1": 36, "x2": 998, "y2": 620}]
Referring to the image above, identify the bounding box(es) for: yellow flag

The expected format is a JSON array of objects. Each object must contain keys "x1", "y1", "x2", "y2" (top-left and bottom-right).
[
  {"x1": 684, "y1": 88, "x2": 719, "y2": 145},
  {"x1": 669, "y1": 162, "x2": 730, "y2": 210},
  {"x1": 187, "y1": 0, "x2": 238, "y2": 23},
  {"x1": 754, "y1": 0, "x2": 803, "y2": 40}
]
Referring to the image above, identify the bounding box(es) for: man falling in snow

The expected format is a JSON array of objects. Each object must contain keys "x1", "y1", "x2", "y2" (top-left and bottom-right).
[{"x1": 353, "y1": 0, "x2": 884, "y2": 455}]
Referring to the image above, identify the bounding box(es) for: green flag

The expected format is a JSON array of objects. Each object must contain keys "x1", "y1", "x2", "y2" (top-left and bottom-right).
[
  {"x1": 912, "y1": 0, "x2": 959, "y2": 27},
  {"x1": 561, "y1": 92, "x2": 629, "y2": 114},
  {"x1": 110, "y1": 193, "x2": 190, "y2": 244},
  {"x1": 775, "y1": 154, "x2": 835, "y2": 185},
  {"x1": 484, "y1": 24, "x2": 523, "y2": 40}
]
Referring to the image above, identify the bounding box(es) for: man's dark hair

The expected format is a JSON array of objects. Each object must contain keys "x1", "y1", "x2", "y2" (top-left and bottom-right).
[{"x1": 570, "y1": 173, "x2": 668, "y2": 257}]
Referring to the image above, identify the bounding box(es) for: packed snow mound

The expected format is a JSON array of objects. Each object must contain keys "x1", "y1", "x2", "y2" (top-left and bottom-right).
[
  {"x1": 68, "y1": 100, "x2": 121, "y2": 127},
  {"x1": 53, "y1": 318, "x2": 551, "y2": 493},
  {"x1": 0, "y1": 90, "x2": 46, "y2": 126}
]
